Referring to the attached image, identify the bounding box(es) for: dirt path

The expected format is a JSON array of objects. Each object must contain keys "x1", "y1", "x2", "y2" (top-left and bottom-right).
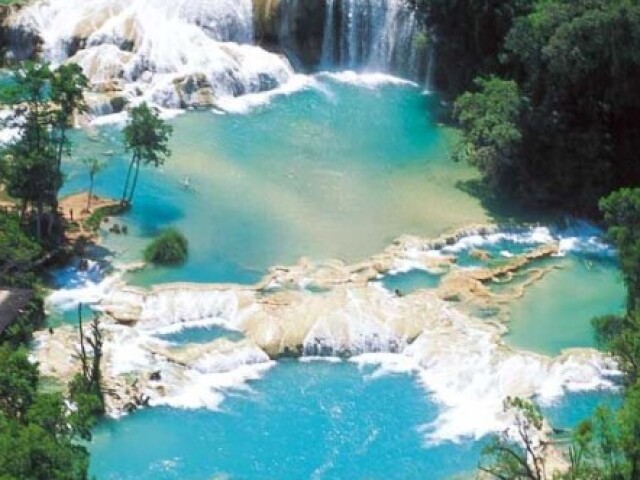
[{"x1": 59, "y1": 192, "x2": 121, "y2": 243}]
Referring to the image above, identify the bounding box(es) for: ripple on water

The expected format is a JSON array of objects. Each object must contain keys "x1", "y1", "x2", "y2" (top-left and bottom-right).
[{"x1": 89, "y1": 361, "x2": 483, "y2": 480}]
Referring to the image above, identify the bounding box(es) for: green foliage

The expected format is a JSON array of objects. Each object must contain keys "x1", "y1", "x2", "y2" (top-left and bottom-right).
[
  {"x1": 559, "y1": 406, "x2": 629, "y2": 479},
  {"x1": 441, "y1": 0, "x2": 640, "y2": 213},
  {"x1": 593, "y1": 313, "x2": 640, "y2": 386},
  {"x1": 478, "y1": 397, "x2": 545, "y2": 480},
  {"x1": 556, "y1": 187, "x2": 640, "y2": 479},
  {"x1": 0, "y1": 61, "x2": 88, "y2": 241},
  {"x1": 599, "y1": 188, "x2": 640, "y2": 310},
  {"x1": 121, "y1": 102, "x2": 173, "y2": 204},
  {"x1": 0, "y1": 293, "x2": 45, "y2": 346},
  {"x1": 144, "y1": 228, "x2": 188, "y2": 266},
  {"x1": 0, "y1": 212, "x2": 42, "y2": 285},
  {"x1": 0, "y1": 345, "x2": 38, "y2": 421},
  {"x1": 0, "y1": 331, "x2": 96, "y2": 480},
  {"x1": 82, "y1": 202, "x2": 127, "y2": 232},
  {"x1": 453, "y1": 76, "x2": 523, "y2": 190},
  {"x1": 0, "y1": 416, "x2": 90, "y2": 480}
]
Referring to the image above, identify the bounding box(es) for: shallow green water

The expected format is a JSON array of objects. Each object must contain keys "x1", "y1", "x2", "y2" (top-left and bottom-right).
[
  {"x1": 156, "y1": 325, "x2": 244, "y2": 345},
  {"x1": 62, "y1": 77, "x2": 487, "y2": 285},
  {"x1": 381, "y1": 269, "x2": 442, "y2": 294},
  {"x1": 507, "y1": 255, "x2": 625, "y2": 355}
]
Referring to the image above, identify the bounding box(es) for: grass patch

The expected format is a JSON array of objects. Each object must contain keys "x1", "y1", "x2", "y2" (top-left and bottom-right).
[
  {"x1": 83, "y1": 203, "x2": 128, "y2": 232},
  {"x1": 144, "y1": 228, "x2": 188, "y2": 266}
]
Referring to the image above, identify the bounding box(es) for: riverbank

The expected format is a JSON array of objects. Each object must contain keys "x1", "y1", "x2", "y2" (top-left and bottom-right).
[{"x1": 60, "y1": 192, "x2": 122, "y2": 244}]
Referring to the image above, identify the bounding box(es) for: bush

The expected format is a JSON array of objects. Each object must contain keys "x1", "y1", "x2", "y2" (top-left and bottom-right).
[{"x1": 143, "y1": 228, "x2": 188, "y2": 266}]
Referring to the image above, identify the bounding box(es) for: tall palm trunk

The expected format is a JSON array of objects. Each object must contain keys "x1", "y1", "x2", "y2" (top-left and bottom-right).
[
  {"x1": 127, "y1": 158, "x2": 141, "y2": 205},
  {"x1": 121, "y1": 154, "x2": 137, "y2": 204},
  {"x1": 87, "y1": 175, "x2": 95, "y2": 211}
]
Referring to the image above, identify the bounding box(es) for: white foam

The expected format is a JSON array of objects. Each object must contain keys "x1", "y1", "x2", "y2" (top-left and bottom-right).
[
  {"x1": 46, "y1": 268, "x2": 122, "y2": 313},
  {"x1": 215, "y1": 74, "x2": 317, "y2": 114},
  {"x1": 300, "y1": 356, "x2": 343, "y2": 364},
  {"x1": 441, "y1": 223, "x2": 616, "y2": 260},
  {"x1": 442, "y1": 226, "x2": 555, "y2": 254},
  {"x1": 316, "y1": 70, "x2": 418, "y2": 89},
  {"x1": 351, "y1": 307, "x2": 616, "y2": 443},
  {"x1": 152, "y1": 349, "x2": 274, "y2": 411},
  {"x1": 148, "y1": 318, "x2": 238, "y2": 337}
]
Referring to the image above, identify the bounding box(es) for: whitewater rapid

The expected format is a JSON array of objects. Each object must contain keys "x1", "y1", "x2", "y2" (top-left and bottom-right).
[{"x1": 39, "y1": 224, "x2": 620, "y2": 443}]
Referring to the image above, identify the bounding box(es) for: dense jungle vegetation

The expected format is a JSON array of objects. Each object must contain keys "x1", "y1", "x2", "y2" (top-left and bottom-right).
[
  {"x1": 419, "y1": 0, "x2": 640, "y2": 215},
  {"x1": 416, "y1": 0, "x2": 640, "y2": 478}
]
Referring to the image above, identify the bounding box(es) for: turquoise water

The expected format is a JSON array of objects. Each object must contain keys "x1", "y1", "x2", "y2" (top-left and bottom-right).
[
  {"x1": 381, "y1": 269, "x2": 442, "y2": 295},
  {"x1": 90, "y1": 361, "x2": 482, "y2": 480},
  {"x1": 61, "y1": 78, "x2": 487, "y2": 286},
  {"x1": 541, "y1": 390, "x2": 621, "y2": 431},
  {"x1": 48, "y1": 78, "x2": 627, "y2": 479},
  {"x1": 506, "y1": 254, "x2": 625, "y2": 356},
  {"x1": 156, "y1": 325, "x2": 244, "y2": 345}
]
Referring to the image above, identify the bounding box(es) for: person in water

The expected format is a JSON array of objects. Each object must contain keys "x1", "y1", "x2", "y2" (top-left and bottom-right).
[{"x1": 181, "y1": 176, "x2": 194, "y2": 191}]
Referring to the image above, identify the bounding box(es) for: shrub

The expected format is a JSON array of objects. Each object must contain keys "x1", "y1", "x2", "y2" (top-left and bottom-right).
[{"x1": 143, "y1": 228, "x2": 188, "y2": 266}]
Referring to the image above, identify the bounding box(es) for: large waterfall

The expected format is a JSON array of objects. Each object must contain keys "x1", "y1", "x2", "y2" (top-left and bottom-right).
[
  {"x1": 3, "y1": 0, "x2": 430, "y2": 111},
  {"x1": 321, "y1": 0, "x2": 428, "y2": 81}
]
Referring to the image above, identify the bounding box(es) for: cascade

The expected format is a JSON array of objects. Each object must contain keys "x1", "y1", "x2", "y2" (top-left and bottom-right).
[
  {"x1": 5, "y1": 0, "x2": 294, "y2": 109},
  {"x1": 3, "y1": 0, "x2": 431, "y2": 112},
  {"x1": 320, "y1": 0, "x2": 429, "y2": 81},
  {"x1": 260, "y1": 0, "x2": 430, "y2": 81}
]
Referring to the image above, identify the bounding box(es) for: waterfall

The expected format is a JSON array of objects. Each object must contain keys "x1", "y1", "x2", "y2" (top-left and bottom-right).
[
  {"x1": 320, "y1": 0, "x2": 428, "y2": 82},
  {"x1": 6, "y1": 0, "x2": 294, "y2": 110},
  {"x1": 4, "y1": 0, "x2": 431, "y2": 112}
]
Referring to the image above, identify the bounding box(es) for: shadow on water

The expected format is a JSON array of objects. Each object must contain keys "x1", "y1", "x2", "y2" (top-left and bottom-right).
[{"x1": 456, "y1": 178, "x2": 559, "y2": 225}]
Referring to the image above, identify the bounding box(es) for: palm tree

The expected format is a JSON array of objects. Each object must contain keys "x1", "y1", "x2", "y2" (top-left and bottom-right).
[
  {"x1": 82, "y1": 157, "x2": 105, "y2": 212},
  {"x1": 121, "y1": 103, "x2": 173, "y2": 205}
]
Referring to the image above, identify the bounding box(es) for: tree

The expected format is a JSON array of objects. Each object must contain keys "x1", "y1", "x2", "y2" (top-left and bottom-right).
[
  {"x1": 593, "y1": 313, "x2": 640, "y2": 387},
  {"x1": 50, "y1": 63, "x2": 88, "y2": 174},
  {"x1": 0, "y1": 345, "x2": 38, "y2": 421},
  {"x1": 82, "y1": 157, "x2": 105, "y2": 212},
  {"x1": 499, "y1": 1, "x2": 640, "y2": 211},
  {"x1": 599, "y1": 188, "x2": 640, "y2": 311},
  {"x1": 121, "y1": 103, "x2": 173, "y2": 205},
  {"x1": 0, "y1": 416, "x2": 90, "y2": 480},
  {"x1": 0, "y1": 211, "x2": 42, "y2": 286},
  {"x1": 453, "y1": 76, "x2": 524, "y2": 191},
  {"x1": 69, "y1": 305, "x2": 105, "y2": 420},
  {"x1": 478, "y1": 397, "x2": 546, "y2": 480},
  {"x1": 0, "y1": 61, "x2": 88, "y2": 241},
  {"x1": 558, "y1": 406, "x2": 628, "y2": 480}
]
